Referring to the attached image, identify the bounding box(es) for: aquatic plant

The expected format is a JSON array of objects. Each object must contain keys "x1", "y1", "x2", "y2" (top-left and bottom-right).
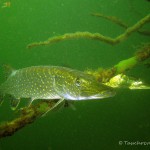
[
  {"x1": 0, "y1": 13, "x2": 150, "y2": 139},
  {"x1": 27, "y1": 14, "x2": 150, "y2": 48}
]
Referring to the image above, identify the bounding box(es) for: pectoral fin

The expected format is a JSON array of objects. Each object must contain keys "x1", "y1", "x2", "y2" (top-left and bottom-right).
[
  {"x1": 28, "y1": 98, "x2": 35, "y2": 107},
  {"x1": 10, "y1": 97, "x2": 20, "y2": 110},
  {"x1": 42, "y1": 98, "x2": 65, "y2": 116}
]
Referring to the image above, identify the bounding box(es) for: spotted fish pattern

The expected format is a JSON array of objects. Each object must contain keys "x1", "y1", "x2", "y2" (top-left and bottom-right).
[{"x1": 0, "y1": 66, "x2": 115, "y2": 109}]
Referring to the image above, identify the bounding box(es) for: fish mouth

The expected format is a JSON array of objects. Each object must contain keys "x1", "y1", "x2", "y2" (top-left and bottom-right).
[
  {"x1": 101, "y1": 90, "x2": 116, "y2": 98},
  {"x1": 91, "y1": 90, "x2": 116, "y2": 99},
  {"x1": 79, "y1": 89, "x2": 116, "y2": 100},
  {"x1": 77, "y1": 82, "x2": 116, "y2": 100}
]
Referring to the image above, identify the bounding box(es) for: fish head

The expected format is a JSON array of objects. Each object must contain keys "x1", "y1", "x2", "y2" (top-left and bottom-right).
[
  {"x1": 56, "y1": 71, "x2": 116, "y2": 100},
  {"x1": 72, "y1": 74, "x2": 116, "y2": 100}
]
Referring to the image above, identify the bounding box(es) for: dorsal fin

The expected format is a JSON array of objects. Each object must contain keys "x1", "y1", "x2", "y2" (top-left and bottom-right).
[{"x1": 2, "y1": 64, "x2": 15, "y2": 79}]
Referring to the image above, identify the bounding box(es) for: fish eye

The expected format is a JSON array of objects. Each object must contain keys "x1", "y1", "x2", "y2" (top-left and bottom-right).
[{"x1": 75, "y1": 77, "x2": 81, "y2": 87}]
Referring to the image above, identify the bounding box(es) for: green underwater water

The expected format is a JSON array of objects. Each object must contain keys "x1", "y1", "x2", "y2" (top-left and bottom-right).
[{"x1": 0, "y1": 0, "x2": 150, "y2": 150}]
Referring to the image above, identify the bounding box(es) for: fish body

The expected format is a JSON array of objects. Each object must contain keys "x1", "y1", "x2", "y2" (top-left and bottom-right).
[{"x1": 0, "y1": 66, "x2": 115, "y2": 108}]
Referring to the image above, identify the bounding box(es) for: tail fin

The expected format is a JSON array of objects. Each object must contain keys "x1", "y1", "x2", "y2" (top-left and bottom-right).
[{"x1": 0, "y1": 64, "x2": 13, "y2": 106}]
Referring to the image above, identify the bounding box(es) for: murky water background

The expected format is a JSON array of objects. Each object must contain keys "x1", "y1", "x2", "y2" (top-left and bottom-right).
[{"x1": 0, "y1": 0, "x2": 150, "y2": 149}]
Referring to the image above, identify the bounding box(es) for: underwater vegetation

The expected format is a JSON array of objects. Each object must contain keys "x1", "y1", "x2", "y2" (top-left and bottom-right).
[
  {"x1": 0, "y1": 11, "x2": 150, "y2": 139},
  {"x1": 27, "y1": 14, "x2": 150, "y2": 48}
]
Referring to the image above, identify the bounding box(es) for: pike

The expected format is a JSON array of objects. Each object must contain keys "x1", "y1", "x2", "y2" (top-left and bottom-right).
[{"x1": 0, "y1": 66, "x2": 115, "y2": 112}]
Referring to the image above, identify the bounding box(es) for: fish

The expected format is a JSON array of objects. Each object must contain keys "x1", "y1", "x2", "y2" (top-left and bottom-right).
[{"x1": 0, "y1": 66, "x2": 115, "y2": 111}]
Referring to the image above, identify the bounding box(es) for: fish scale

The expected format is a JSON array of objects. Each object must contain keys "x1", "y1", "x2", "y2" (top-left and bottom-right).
[{"x1": 0, "y1": 66, "x2": 115, "y2": 110}]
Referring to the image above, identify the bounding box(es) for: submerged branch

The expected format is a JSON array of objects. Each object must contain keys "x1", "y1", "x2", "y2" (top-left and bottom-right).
[
  {"x1": 0, "y1": 101, "x2": 56, "y2": 139},
  {"x1": 0, "y1": 44, "x2": 149, "y2": 139},
  {"x1": 91, "y1": 13, "x2": 150, "y2": 36},
  {"x1": 27, "y1": 14, "x2": 150, "y2": 49},
  {"x1": 1, "y1": 14, "x2": 150, "y2": 139},
  {"x1": 86, "y1": 43, "x2": 150, "y2": 82},
  {"x1": 91, "y1": 13, "x2": 128, "y2": 28}
]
